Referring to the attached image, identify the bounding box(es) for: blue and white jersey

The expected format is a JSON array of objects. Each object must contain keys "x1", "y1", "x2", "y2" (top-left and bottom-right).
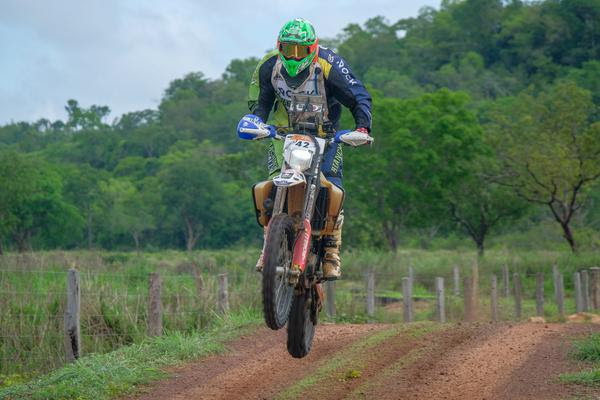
[{"x1": 253, "y1": 46, "x2": 372, "y2": 132}]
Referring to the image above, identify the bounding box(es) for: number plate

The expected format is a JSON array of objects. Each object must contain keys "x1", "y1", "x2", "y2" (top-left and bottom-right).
[{"x1": 282, "y1": 135, "x2": 326, "y2": 170}]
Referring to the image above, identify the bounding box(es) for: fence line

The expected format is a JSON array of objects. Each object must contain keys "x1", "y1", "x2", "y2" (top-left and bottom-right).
[
  {"x1": 0, "y1": 268, "x2": 251, "y2": 280},
  {"x1": 3, "y1": 263, "x2": 600, "y2": 377}
]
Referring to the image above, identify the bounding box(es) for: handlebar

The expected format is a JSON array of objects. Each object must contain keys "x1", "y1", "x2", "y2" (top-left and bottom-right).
[{"x1": 238, "y1": 126, "x2": 373, "y2": 146}]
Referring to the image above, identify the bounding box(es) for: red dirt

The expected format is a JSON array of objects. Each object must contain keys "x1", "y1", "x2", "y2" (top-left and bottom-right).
[
  {"x1": 126, "y1": 323, "x2": 387, "y2": 400},
  {"x1": 124, "y1": 321, "x2": 600, "y2": 400}
]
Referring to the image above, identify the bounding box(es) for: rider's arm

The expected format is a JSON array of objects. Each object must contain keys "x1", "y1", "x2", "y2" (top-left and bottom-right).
[
  {"x1": 253, "y1": 55, "x2": 278, "y2": 123},
  {"x1": 248, "y1": 50, "x2": 279, "y2": 113},
  {"x1": 320, "y1": 50, "x2": 372, "y2": 132}
]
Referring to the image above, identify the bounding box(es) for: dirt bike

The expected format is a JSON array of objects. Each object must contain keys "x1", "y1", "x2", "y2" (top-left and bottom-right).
[{"x1": 238, "y1": 95, "x2": 373, "y2": 358}]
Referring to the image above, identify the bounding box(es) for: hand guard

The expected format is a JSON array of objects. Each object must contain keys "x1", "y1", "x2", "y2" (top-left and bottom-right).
[
  {"x1": 334, "y1": 127, "x2": 374, "y2": 147},
  {"x1": 237, "y1": 114, "x2": 276, "y2": 140}
]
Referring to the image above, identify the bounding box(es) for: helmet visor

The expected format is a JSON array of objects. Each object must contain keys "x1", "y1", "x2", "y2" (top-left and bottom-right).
[{"x1": 279, "y1": 42, "x2": 316, "y2": 60}]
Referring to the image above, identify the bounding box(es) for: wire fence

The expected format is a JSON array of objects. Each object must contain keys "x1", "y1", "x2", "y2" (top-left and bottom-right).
[
  {"x1": 1, "y1": 261, "x2": 599, "y2": 377},
  {"x1": 0, "y1": 265, "x2": 262, "y2": 376}
]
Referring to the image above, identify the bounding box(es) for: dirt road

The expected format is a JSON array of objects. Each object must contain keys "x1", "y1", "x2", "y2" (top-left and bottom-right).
[{"x1": 126, "y1": 322, "x2": 599, "y2": 400}]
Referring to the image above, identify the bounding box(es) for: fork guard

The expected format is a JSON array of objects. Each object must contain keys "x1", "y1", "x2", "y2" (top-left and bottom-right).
[{"x1": 292, "y1": 218, "x2": 312, "y2": 275}]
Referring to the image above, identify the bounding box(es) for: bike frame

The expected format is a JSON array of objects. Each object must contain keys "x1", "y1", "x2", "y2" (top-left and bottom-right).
[{"x1": 271, "y1": 134, "x2": 325, "y2": 282}]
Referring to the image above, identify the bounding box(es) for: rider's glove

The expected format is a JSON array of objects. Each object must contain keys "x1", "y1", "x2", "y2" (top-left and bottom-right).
[
  {"x1": 334, "y1": 127, "x2": 373, "y2": 147},
  {"x1": 237, "y1": 114, "x2": 276, "y2": 140}
]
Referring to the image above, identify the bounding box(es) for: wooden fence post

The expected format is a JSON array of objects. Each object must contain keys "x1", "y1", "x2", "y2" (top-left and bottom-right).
[
  {"x1": 326, "y1": 281, "x2": 336, "y2": 318},
  {"x1": 193, "y1": 267, "x2": 204, "y2": 298},
  {"x1": 64, "y1": 268, "x2": 81, "y2": 362},
  {"x1": 491, "y1": 275, "x2": 498, "y2": 322},
  {"x1": 513, "y1": 273, "x2": 522, "y2": 320},
  {"x1": 535, "y1": 272, "x2": 544, "y2": 317},
  {"x1": 435, "y1": 277, "x2": 445, "y2": 323},
  {"x1": 148, "y1": 272, "x2": 163, "y2": 336},
  {"x1": 591, "y1": 268, "x2": 600, "y2": 310},
  {"x1": 366, "y1": 270, "x2": 375, "y2": 318},
  {"x1": 408, "y1": 265, "x2": 414, "y2": 288},
  {"x1": 556, "y1": 274, "x2": 565, "y2": 317},
  {"x1": 402, "y1": 277, "x2": 413, "y2": 323},
  {"x1": 471, "y1": 259, "x2": 479, "y2": 318},
  {"x1": 552, "y1": 263, "x2": 559, "y2": 302},
  {"x1": 581, "y1": 269, "x2": 590, "y2": 312},
  {"x1": 453, "y1": 266, "x2": 460, "y2": 296},
  {"x1": 218, "y1": 273, "x2": 229, "y2": 313},
  {"x1": 463, "y1": 276, "x2": 473, "y2": 322},
  {"x1": 502, "y1": 265, "x2": 510, "y2": 298},
  {"x1": 574, "y1": 272, "x2": 584, "y2": 313}
]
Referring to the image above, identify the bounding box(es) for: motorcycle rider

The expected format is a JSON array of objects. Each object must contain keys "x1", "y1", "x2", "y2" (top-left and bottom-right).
[{"x1": 241, "y1": 18, "x2": 372, "y2": 280}]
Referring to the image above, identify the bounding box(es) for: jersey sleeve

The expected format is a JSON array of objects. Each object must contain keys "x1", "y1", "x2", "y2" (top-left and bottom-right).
[
  {"x1": 320, "y1": 49, "x2": 372, "y2": 132},
  {"x1": 248, "y1": 53, "x2": 278, "y2": 125},
  {"x1": 248, "y1": 50, "x2": 278, "y2": 113}
]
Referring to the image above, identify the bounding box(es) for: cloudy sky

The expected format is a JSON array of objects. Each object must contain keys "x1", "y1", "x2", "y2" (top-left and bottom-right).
[{"x1": 0, "y1": 0, "x2": 436, "y2": 124}]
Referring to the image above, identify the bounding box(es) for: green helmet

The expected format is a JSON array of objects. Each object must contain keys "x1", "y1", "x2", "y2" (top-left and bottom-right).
[{"x1": 277, "y1": 18, "x2": 318, "y2": 77}]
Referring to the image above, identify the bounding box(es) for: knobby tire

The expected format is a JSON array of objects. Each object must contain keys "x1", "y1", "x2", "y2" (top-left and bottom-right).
[
  {"x1": 287, "y1": 289, "x2": 316, "y2": 358},
  {"x1": 262, "y1": 214, "x2": 295, "y2": 330}
]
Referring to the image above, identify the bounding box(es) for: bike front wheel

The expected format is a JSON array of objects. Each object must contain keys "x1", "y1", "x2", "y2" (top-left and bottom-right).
[
  {"x1": 287, "y1": 288, "x2": 316, "y2": 358},
  {"x1": 262, "y1": 214, "x2": 295, "y2": 330}
]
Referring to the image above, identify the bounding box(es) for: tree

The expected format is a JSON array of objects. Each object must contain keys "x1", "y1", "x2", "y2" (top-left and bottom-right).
[
  {"x1": 158, "y1": 146, "x2": 233, "y2": 251},
  {"x1": 0, "y1": 152, "x2": 83, "y2": 251},
  {"x1": 0, "y1": 152, "x2": 31, "y2": 253},
  {"x1": 98, "y1": 178, "x2": 156, "y2": 251},
  {"x1": 222, "y1": 57, "x2": 260, "y2": 86},
  {"x1": 446, "y1": 155, "x2": 529, "y2": 255},
  {"x1": 60, "y1": 164, "x2": 107, "y2": 249},
  {"x1": 565, "y1": 61, "x2": 600, "y2": 106},
  {"x1": 65, "y1": 99, "x2": 111, "y2": 131},
  {"x1": 159, "y1": 73, "x2": 247, "y2": 150},
  {"x1": 488, "y1": 81, "x2": 600, "y2": 252},
  {"x1": 345, "y1": 89, "x2": 484, "y2": 250}
]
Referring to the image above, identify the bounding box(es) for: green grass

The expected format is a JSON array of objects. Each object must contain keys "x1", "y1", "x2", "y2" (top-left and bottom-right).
[
  {"x1": 571, "y1": 333, "x2": 600, "y2": 362},
  {"x1": 0, "y1": 249, "x2": 262, "y2": 376},
  {"x1": 2, "y1": 248, "x2": 600, "y2": 379},
  {"x1": 560, "y1": 333, "x2": 600, "y2": 387},
  {"x1": 561, "y1": 369, "x2": 600, "y2": 386},
  {"x1": 376, "y1": 283, "x2": 435, "y2": 300},
  {"x1": 0, "y1": 308, "x2": 261, "y2": 400}
]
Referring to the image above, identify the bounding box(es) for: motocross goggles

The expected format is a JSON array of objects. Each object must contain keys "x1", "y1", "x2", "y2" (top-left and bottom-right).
[{"x1": 278, "y1": 41, "x2": 318, "y2": 60}]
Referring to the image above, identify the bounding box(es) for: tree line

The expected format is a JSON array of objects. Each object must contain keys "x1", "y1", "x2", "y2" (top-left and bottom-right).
[{"x1": 1, "y1": 0, "x2": 599, "y2": 255}]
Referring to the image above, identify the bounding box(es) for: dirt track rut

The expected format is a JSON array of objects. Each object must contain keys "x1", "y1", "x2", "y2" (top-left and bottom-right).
[{"x1": 126, "y1": 322, "x2": 599, "y2": 400}]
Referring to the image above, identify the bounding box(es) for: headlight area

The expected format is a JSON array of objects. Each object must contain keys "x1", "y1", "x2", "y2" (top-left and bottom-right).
[{"x1": 287, "y1": 149, "x2": 313, "y2": 172}]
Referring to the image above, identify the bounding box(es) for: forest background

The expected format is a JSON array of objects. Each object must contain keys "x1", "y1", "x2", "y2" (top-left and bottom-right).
[{"x1": 1, "y1": 0, "x2": 599, "y2": 257}]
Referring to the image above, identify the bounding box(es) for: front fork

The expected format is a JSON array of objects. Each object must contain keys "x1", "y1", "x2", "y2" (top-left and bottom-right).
[{"x1": 267, "y1": 182, "x2": 323, "y2": 315}]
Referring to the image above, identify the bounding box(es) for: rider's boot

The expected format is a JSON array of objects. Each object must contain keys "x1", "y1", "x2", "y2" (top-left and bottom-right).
[
  {"x1": 255, "y1": 227, "x2": 267, "y2": 272},
  {"x1": 323, "y1": 211, "x2": 343, "y2": 280}
]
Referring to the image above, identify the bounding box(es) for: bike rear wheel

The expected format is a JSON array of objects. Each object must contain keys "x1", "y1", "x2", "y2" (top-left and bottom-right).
[
  {"x1": 287, "y1": 288, "x2": 316, "y2": 358},
  {"x1": 262, "y1": 214, "x2": 295, "y2": 330}
]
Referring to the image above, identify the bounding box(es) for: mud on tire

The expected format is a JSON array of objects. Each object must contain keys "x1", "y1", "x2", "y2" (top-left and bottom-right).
[
  {"x1": 262, "y1": 214, "x2": 295, "y2": 330},
  {"x1": 287, "y1": 289, "x2": 316, "y2": 358}
]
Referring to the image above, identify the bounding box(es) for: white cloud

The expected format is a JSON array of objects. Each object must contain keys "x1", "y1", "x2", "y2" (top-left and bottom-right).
[{"x1": 0, "y1": 0, "x2": 436, "y2": 124}]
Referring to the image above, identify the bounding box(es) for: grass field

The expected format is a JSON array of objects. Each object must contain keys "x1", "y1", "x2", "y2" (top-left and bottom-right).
[
  {"x1": 0, "y1": 248, "x2": 598, "y2": 384},
  {"x1": 0, "y1": 308, "x2": 262, "y2": 400},
  {"x1": 561, "y1": 333, "x2": 600, "y2": 386}
]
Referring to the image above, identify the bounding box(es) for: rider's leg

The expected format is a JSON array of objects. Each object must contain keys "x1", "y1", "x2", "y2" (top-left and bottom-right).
[
  {"x1": 321, "y1": 142, "x2": 344, "y2": 279},
  {"x1": 322, "y1": 210, "x2": 343, "y2": 279},
  {"x1": 256, "y1": 140, "x2": 284, "y2": 271},
  {"x1": 256, "y1": 226, "x2": 267, "y2": 272}
]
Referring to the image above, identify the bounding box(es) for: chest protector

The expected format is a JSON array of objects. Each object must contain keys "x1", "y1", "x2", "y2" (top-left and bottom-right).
[{"x1": 271, "y1": 59, "x2": 331, "y2": 135}]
